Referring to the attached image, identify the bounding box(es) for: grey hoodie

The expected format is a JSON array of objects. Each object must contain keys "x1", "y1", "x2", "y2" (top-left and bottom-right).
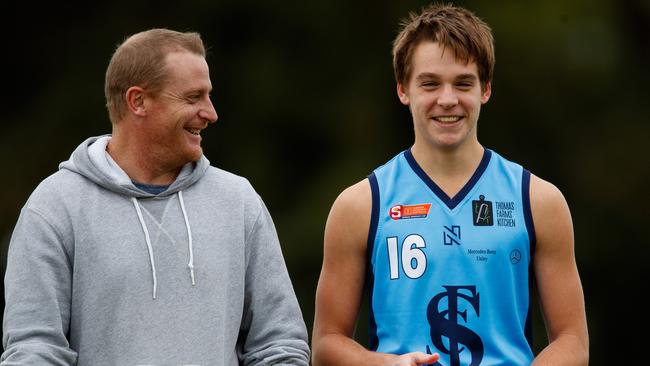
[{"x1": 2, "y1": 136, "x2": 310, "y2": 365}]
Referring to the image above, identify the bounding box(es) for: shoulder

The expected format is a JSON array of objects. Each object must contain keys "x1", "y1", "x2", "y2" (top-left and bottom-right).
[
  {"x1": 486, "y1": 148, "x2": 525, "y2": 177},
  {"x1": 485, "y1": 149, "x2": 567, "y2": 215},
  {"x1": 202, "y1": 165, "x2": 269, "y2": 222},
  {"x1": 202, "y1": 166, "x2": 259, "y2": 200},
  {"x1": 330, "y1": 178, "x2": 372, "y2": 220},
  {"x1": 325, "y1": 178, "x2": 372, "y2": 251},
  {"x1": 14, "y1": 170, "x2": 89, "y2": 244},
  {"x1": 529, "y1": 174, "x2": 569, "y2": 216},
  {"x1": 25, "y1": 170, "x2": 90, "y2": 211},
  {"x1": 204, "y1": 165, "x2": 253, "y2": 189},
  {"x1": 528, "y1": 174, "x2": 574, "y2": 252}
]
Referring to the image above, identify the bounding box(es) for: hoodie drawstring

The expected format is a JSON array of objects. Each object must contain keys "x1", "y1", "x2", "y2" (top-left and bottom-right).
[
  {"x1": 132, "y1": 191, "x2": 196, "y2": 300},
  {"x1": 132, "y1": 197, "x2": 158, "y2": 299},
  {"x1": 177, "y1": 191, "x2": 196, "y2": 286}
]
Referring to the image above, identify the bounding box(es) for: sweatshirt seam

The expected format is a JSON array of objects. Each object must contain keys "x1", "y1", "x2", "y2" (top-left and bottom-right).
[
  {"x1": 24, "y1": 206, "x2": 74, "y2": 266},
  {"x1": 141, "y1": 200, "x2": 178, "y2": 245},
  {"x1": 244, "y1": 195, "x2": 265, "y2": 248}
]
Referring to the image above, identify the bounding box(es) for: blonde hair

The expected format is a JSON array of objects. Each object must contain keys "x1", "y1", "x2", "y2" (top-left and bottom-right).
[{"x1": 104, "y1": 28, "x2": 206, "y2": 123}]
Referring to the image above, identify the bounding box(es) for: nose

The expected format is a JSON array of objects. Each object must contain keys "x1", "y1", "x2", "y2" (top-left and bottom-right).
[
  {"x1": 437, "y1": 85, "x2": 458, "y2": 109},
  {"x1": 199, "y1": 97, "x2": 218, "y2": 124}
]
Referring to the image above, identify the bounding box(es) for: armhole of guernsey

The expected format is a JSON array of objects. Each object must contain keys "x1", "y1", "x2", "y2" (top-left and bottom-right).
[
  {"x1": 522, "y1": 168, "x2": 536, "y2": 348},
  {"x1": 522, "y1": 169, "x2": 536, "y2": 255},
  {"x1": 366, "y1": 172, "x2": 380, "y2": 351}
]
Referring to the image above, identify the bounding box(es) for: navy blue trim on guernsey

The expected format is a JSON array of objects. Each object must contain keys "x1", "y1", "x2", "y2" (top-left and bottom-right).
[
  {"x1": 366, "y1": 173, "x2": 380, "y2": 351},
  {"x1": 525, "y1": 267, "x2": 534, "y2": 350},
  {"x1": 133, "y1": 181, "x2": 170, "y2": 195},
  {"x1": 521, "y1": 169, "x2": 536, "y2": 348},
  {"x1": 404, "y1": 148, "x2": 492, "y2": 210},
  {"x1": 521, "y1": 169, "x2": 536, "y2": 252}
]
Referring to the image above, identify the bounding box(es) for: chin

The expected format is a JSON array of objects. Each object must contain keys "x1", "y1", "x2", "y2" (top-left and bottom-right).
[
  {"x1": 432, "y1": 135, "x2": 462, "y2": 146},
  {"x1": 189, "y1": 152, "x2": 203, "y2": 162},
  {"x1": 183, "y1": 147, "x2": 204, "y2": 163}
]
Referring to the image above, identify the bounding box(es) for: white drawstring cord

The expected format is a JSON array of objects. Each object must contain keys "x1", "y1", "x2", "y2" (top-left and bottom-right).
[
  {"x1": 178, "y1": 191, "x2": 196, "y2": 286},
  {"x1": 132, "y1": 197, "x2": 158, "y2": 299}
]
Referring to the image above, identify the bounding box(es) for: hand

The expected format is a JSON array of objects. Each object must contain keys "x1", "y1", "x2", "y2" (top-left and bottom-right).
[{"x1": 390, "y1": 352, "x2": 440, "y2": 366}]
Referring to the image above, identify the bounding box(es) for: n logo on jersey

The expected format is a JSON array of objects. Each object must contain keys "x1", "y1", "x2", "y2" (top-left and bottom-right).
[
  {"x1": 443, "y1": 225, "x2": 461, "y2": 245},
  {"x1": 390, "y1": 203, "x2": 432, "y2": 220},
  {"x1": 472, "y1": 195, "x2": 493, "y2": 226},
  {"x1": 427, "y1": 285, "x2": 484, "y2": 366}
]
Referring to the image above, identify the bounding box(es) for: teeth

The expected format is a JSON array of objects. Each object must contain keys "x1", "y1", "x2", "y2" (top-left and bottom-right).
[
  {"x1": 185, "y1": 128, "x2": 201, "y2": 135},
  {"x1": 434, "y1": 116, "x2": 461, "y2": 123}
]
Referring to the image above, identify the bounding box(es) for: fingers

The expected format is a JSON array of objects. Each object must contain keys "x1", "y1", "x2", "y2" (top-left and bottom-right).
[
  {"x1": 418, "y1": 352, "x2": 440, "y2": 364},
  {"x1": 392, "y1": 351, "x2": 441, "y2": 365},
  {"x1": 407, "y1": 351, "x2": 440, "y2": 365}
]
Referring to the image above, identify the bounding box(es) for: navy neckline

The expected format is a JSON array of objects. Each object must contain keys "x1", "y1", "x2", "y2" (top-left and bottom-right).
[
  {"x1": 132, "y1": 181, "x2": 170, "y2": 195},
  {"x1": 404, "y1": 147, "x2": 492, "y2": 210}
]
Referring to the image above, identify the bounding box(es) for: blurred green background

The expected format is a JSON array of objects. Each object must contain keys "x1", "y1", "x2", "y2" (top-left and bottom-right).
[{"x1": 3, "y1": 0, "x2": 648, "y2": 363}]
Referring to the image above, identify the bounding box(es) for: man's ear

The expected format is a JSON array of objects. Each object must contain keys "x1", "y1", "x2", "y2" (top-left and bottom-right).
[
  {"x1": 125, "y1": 86, "x2": 147, "y2": 116},
  {"x1": 397, "y1": 82, "x2": 410, "y2": 106},
  {"x1": 481, "y1": 81, "x2": 492, "y2": 104}
]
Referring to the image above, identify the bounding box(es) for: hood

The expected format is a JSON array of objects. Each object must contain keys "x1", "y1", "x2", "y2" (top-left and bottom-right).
[{"x1": 59, "y1": 135, "x2": 209, "y2": 198}]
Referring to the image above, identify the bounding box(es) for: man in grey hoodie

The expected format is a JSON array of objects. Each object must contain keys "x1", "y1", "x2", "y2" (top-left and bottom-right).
[{"x1": 2, "y1": 29, "x2": 310, "y2": 365}]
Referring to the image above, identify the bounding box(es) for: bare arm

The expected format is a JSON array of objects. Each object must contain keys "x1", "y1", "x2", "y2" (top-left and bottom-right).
[
  {"x1": 311, "y1": 180, "x2": 439, "y2": 366},
  {"x1": 529, "y1": 175, "x2": 589, "y2": 365}
]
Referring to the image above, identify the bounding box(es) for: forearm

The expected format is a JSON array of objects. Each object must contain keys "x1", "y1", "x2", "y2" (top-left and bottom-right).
[
  {"x1": 239, "y1": 201, "x2": 310, "y2": 364},
  {"x1": 532, "y1": 333, "x2": 589, "y2": 366},
  {"x1": 312, "y1": 333, "x2": 398, "y2": 366},
  {"x1": 239, "y1": 261, "x2": 310, "y2": 364},
  {"x1": 2, "y1": 208, "x2": 77, "y2": 365}
]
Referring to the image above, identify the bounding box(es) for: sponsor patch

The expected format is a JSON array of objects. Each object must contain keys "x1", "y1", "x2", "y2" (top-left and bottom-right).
[
  {"x1": 472, "y1": 195, "x2": 493, "y2": 226},
  {"x1": 390, "y1": 203, "x2": 432, "y2": 220}
]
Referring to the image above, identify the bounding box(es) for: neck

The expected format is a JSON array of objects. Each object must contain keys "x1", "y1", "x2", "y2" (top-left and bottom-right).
[
  {"x1": 410, "y1": 140, "x2": 484, "y2": 197},
  {"x1": 107, "y1": 128, "x2": 181, "y2": 185}
]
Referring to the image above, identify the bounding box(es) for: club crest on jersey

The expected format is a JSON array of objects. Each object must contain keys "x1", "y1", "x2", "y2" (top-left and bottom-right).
[
  {"x1": 472, "y1": 195, "x2": 493, "y2": 226},
  {"x1": 390, "y1": 203, "x2": 432, "y2": 220}
]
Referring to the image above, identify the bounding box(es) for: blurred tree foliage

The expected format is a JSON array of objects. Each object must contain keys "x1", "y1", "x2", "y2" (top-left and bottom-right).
[{"x1": 2, "y1": 0, "x2": 648, "y2": 363}]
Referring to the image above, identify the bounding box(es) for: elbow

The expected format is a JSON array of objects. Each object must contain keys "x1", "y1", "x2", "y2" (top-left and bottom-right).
[
  {"x1": 579, "y1": 338, "x2": 590, "y2": 366},
  {"x1": 310, "y1": 336, "x2": 323, "y2": 366},
  {"x1": 574, "y1": 329, "x2": 589, "y2": 365},
  {"x1": 310, "y1": 331, "x2": 332, "y2": 366}
]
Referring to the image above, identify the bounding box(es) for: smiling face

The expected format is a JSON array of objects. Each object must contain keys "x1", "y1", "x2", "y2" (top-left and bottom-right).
[
  {"x1": 142, "y1": 51, "x2": 218, "y2": 168},
  {"x1": 398, "y1": 41, "x2": 491, "y2": 152}
]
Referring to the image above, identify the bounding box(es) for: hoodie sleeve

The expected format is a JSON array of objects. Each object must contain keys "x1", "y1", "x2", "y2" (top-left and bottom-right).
[
  {"x1": 2, "y1": 206, "x2": 78, "y2": 365},
  {"x1": 236, "y1": 197, "x2": 310, "y2": 366}
]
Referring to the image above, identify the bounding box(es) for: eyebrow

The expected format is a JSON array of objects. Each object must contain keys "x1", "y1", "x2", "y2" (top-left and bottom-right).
[
  {"x1": 184, "y1": 87, "x2": 211, "y2": 96},
  {"x1": 416, "y1": 72, "x2": 478, "y2": 82},
  {"x1": 456, "y1": 73, "x2": 478, "y2": 82}
]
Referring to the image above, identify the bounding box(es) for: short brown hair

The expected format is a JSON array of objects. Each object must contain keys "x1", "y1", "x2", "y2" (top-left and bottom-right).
[
  {"x1": 105, "y1": 28, "x2": 206, "y2": 123},
  {"x1": 392, "y1": 3, "x2": 494, "y2": 88}
]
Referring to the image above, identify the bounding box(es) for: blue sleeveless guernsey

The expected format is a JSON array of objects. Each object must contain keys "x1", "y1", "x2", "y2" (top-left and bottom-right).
[{"x1": 367, "y1": 147, "x2": 535, "y2": 366}]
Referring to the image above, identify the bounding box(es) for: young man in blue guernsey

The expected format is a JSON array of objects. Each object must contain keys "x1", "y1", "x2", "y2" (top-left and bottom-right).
[{"x1": 312, "y1": 3, "x2": 588, "y2": 366}]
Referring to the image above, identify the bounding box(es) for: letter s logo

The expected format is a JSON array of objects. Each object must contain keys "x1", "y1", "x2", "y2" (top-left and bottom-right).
[{"x1": 390, "y1": 205, "x2": 402, "y2": 220}]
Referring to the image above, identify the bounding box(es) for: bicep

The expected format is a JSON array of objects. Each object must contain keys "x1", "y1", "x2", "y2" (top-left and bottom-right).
[
  {"x1": 313, "y1": 182, "x2": 371, "y2": 338},
  {"x1": 530, "y1": 176, "x2": 587, "y2": 341}
]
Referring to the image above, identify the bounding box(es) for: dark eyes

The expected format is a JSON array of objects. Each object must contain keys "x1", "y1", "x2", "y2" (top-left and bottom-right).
[{"x1": 420, "y1": 81, "x2": 474, "y2": 89}]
